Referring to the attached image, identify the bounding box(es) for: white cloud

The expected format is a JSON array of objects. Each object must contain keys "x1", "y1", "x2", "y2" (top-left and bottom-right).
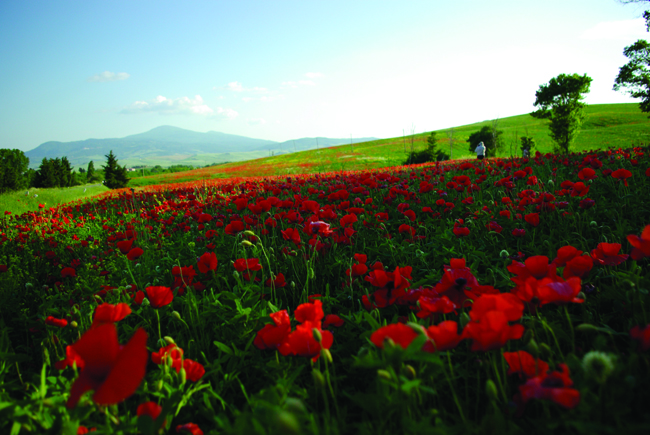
[
  {"x1": 121, "y1": 94, "x2": 229, "y2": 117},
  {"x1": 241, "y1": 94, "x2": 283, "y2": 103},
  {"x1": 247, "y1": 118, "x2": 266, "y2": 125},
  {"x1": 215, "y1": 107, "x2": 239, "y2": 120},
  {"x1": 87, "y1": 71, "x2": 130, "y2": 82},
  {"x1": 218, "y1": 81, "x2": 267, "y2": 92},
  {"x1": 581, "y1": 18, "x2": 648, "y2": 40},
  {"x1": 305, "y1": 72, "x2": 323, "y2": 78}
]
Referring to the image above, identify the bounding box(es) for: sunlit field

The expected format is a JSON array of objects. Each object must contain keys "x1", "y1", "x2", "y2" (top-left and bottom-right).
[{"x1": 1, "y1": 146, "x2": 650, "y2": 434}]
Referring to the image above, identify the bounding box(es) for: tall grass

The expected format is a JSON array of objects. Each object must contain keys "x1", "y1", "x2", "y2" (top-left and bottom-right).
[{"x1": 0, "y1": 184, "x2": 110, "y2": 215}]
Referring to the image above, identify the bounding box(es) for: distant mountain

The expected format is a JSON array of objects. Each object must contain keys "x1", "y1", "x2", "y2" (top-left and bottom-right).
[{"x1": 24, "y1": 126, "x2": 377, "y2": 168}]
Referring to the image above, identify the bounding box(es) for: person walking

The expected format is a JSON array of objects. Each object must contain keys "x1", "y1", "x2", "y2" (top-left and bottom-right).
[{"x1": 475, "y1": 142, "x2": 486, "y2": 160}]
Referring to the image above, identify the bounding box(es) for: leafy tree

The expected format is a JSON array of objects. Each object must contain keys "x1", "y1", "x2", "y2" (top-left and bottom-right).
[
  {"x1": 33, "y1": 158, "x2": 58, "y2": 188},
  {"x1": 520, "y1": 136, "x2": 536, "y2": 156},
  {"x1": 404, "y1": 132, "x2": 448, "y2": 165},
  {"x1": 614, "y1": 39, "x2": 650, "y2": 114},
  {"x1": 531, "y1": 73, "x2": 592, "y2": 154},
  {"x1": 0, "y1": 149, "x2": 30, "y2": 194},
  {"x1": 102, "y1": 151, "x2": 129, "y2": 189},
  {"x1": 467, "y1": 126, "x2": 503, "y2": 157}
]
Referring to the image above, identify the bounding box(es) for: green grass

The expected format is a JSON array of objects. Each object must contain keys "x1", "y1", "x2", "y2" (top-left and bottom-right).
[
  {"x1": 0, "y1": 184, "x2": 110, "y2": 216},
  {"x1": 123, "y1": 103, "x2": 649, "y2": 187}
]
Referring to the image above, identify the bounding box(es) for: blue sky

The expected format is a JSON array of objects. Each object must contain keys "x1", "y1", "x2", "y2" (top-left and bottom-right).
[{"x1": 1, "y1": 0, "x2": 648, "y2": 152}]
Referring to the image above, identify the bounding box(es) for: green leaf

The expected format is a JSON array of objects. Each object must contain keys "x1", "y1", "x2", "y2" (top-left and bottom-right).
[{"x1": 213, "y1": 341, "x2": 234, "y2": 355}]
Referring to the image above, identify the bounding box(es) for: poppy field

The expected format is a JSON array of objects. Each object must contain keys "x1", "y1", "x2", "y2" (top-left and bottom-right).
[{"x1": 1, "y1": 146, "x2": 650, "y2": 434}]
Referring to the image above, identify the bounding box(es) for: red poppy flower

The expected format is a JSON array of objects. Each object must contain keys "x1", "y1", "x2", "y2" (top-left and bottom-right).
[
  {"x1": 134, "y1": 290, "x2": 145, "y2": 305},
  {"x1": 197, "y1": 252, "x2": 218, "y2": 274},
  {"x1": 254, "y1": 310, "x2": 292, "y2": 350},
  {"x1": 117, "y1": 239, "x2": 134, "y2": 254},
  {"x1": 127, "y1": 247, "x2": 144, "y2": 261},
  {"x1": 453, "y1": 226, "x2": 470, "y2": 237},
  {"x1": 180, "y1": 359, "x2": 205, "y2": 382},
  {"x1": 146, "y1": 286, "x2": 174, "y2": 308},
  {"x1": 524, "y1": 213, "x2": 540, "y2": 227},
  {"x1": 525, "y1": 276, "x2": 584, "y2": 306},
  {"x1": 469, "y1": 293, "x2": 524, "y2": 322},
  {"x1": 552, "y1": 246, "x2": 583, "y2": 267},
  {"x1": 152, "y1": 343, "x2": 184, "y2": 365},
  {"x1": 371, "y1": 323, "x2": 418, "y2": 349},
  {"x1": 137, "y1": 401, "x2": 162, "y2": 420},
  {"x1": 176, "y1": 423, "x2": 204, "y2": 435},
  {"x1": 590, "y1": 243, "x2": 628, "y2": 266},
  {"x1": 92, "y1": 303, "x2": 132, "y2": 327},
  {"x1": 562, "y1": 255, "x2": 593, "y2": 279},
  {"x1": 512, "y1": 228, "x2": 526, "y2": 237},
  {"x1": 265, "y1": 272, "x2": 287, "y2": 288},
  {"x1": 398, "y1": 224, "x2": 416, "y2": 237},
  {"x1": 0, "y1": 264, "x2": 7, "y2": 273},
  {"x1": 504, "y1": 350, "x2": 549, "y2": 379},
  {"x1": 225, "y1": 220, "x2": 245, "y2": 235},
  {"x1": 570, "y1": 181, "x2": 589, "y2": 197},
  {"x1": 61, "y1": 267, "x2": 76, "y2": 278},
  {"x1": 578, "y1": 167, "x2": 597, "y2": 181},
  {"x1": 518, "y1": 363, "x2": 580, "y2": 409},
  {"x1": 281, "y1": 227, "x2": 302, "y2": 246},
  {"x1": 347, "y1": 262, "x2": 368, "y2": 277},
  {"x1": 295, "y1": 299, "x2": 325, "y2": 324},
  {"x1": 66, "y1": 324, "x2": 148, "y2": 408},
  {"x1": 278, "y1": 320, "x2": 333, "y2": 361},
  {"x1": 233, "y1": 258, "x2": 262, "y2": 272},
  {"x1": 611, "y1": 168, "x2": 632, "y2": 186},
  {"x1": 463, "y1": 311, "x2": 525, "y2": 351},
  {"x1": 323, "y1": 314, "x2": 344, "y2": 328},
  {"x1": 417, "y1": 294, "x2": 456, "y2": 318},
  {"x1": 45, "y1": 316, "x2": 68, "y2": 328},
  {"x1": 55, "y1": 345, "x2": 85, "y2": 370},
  {"x1": 423, "y1": 321, "x2": 463, "y2": 352},
  {"x1": 627, "y1": 225, "x2": 650, "y2": 261},
  {"x1": 630, "y1": 324, "x2": 650, "y2": 351},
  {"x1": 508, "y1": 256, "x2": 557, "y2": 285}
]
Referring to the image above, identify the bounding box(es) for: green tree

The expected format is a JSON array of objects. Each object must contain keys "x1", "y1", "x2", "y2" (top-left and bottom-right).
[
  {"x1": 86, "y1": 160, "x2": 100, "y2": 183},
  {"x1": 520, "y1": 136, "x2": 536, "y2": 156},
  {"x1": 0, "y1": 149, "x2": 30, "y2": 194},
  {"x1": 467, "y1": 126, "x2": 503, "y2": 157},
  {"x1": 404, "y1": 132, "x2": 448, "y2": 165},
  {"x1": 531, "y1": 73, "x2": 592, "y2": 154},
  {"x1": 102, "y1": 151, "x2": 129, "y2": 189},
  {"x1": 614, "y1": 39, "x2": 650, "y2": 114},
  {"x1": 33, "y1": 158, "x2": 58, "y2": 188}
]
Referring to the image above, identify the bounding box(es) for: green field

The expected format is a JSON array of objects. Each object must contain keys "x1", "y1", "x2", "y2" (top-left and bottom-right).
[
  {"x1": 0, "y1": 184, "x2": 110, "y2": 216},
  {"x1": 125, "y1": 103, "x2": 649, "y2": 187}
]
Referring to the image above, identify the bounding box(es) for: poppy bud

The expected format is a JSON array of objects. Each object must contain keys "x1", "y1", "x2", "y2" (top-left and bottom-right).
[
  {"x1": 312, "y1": 369, "x2": 325, "y2": 389},
  {"x1": 291, "y1": 281, "x2": 296, "y2": 289},
  {"x1": 25, "y1": 283, "x2": 33, "y2": 289},
  {"x1": 70, "y1": 321, "x2": 78, "y2": 328},
  {"x1": 309, "y1": 268, "x2": 315, "y2": 279},
  {"x1": 320, "y1": 348, "x2": 333, "y2": 364},
  {"x1": 243, "y1": 230, "x2": 256, "y2": 237},
  {"x1": 312, "y1": 328, "x2": 323, "y2": 343},
  {"x1": 485, "y1": 379, "x2": 499, "y2": 402},
  {"x1": 540, "y1": 343, "x2": 553, "y2": 360},
  {"x1": 459, "y1": 312, "x2": 471, "y2": 329},
  {"x1": 402, "y1": 364, "x2": 416, "y2": 380},
  {"x1": 233, "y1": 271, "x2": 240, "y2": 280},
  {"x1": 522, "y1": 329, "x2": 534, "y2": 346},
  {"x1": 179, "y1": 367, "x2": 187, "y2": 385},
  {"x1": 171, "y1": 311, "x2": 181, "y2": 320},
  {"x1": 188, "y1": 242, "x2": 195, "y2": 249},
  {"x1": 590, "y1": 221, "x2": 598, "y2": 227},
  {"x1": 164, "y1": 336, "x2": 175, "y2": 344},
  {"x1": 141, "y1": 298, "x2": 150, "y2": 307},
  {"x1": 526, "y1": 339, "x2": 539, "y2": 358},
  {"x1": 284, "y1": 398, "x2": 307, "y2": 414},
  {"x1": 155, "y1": 379, "x2": 163, "y2": 392},
  {"x1": 241, "y1": 240, "x2": 253, "y2": 247},
  {"x1": 377, "y1": 369, "x2": 392, "y2": 381},
  {"x1": 500, "y1": 250, "x2": 510, "y2": 259},
  {"x1": 576, "y1": 323, "x2": 599, "y2": 333},
  {"x1": 577, "y1": 292, "x2": 586, "y2": 301},
  {"x1": 275, "y1": 410, "x2": 301, "y2": 435},
  {"x1": 158, "y1": 338, "x2": 167, "y2": 348}
]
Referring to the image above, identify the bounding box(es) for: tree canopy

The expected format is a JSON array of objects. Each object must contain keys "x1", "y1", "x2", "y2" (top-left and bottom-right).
[
  {"x1": 0, "y1": 149, "x2": 30, "y2": 194},
  {"x1": 531, "y1": 73, "x2": 592, "y2": 154},
  {"x1": 102, "y1": 151, "x2": 129, "y2": 189},
  {"x1": 614, "y1": 39, "x2": 650, "y2": 114},
  {"x1": 467, "y1": 126, "x2": 503, "y2": 158}
]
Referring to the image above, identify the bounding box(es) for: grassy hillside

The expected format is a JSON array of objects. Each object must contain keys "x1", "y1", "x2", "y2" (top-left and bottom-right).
[
  {"x1": 124, "y1": 103, "x2": 648, "y2": 187},
  {"x1": 0, "y1": 184, "x2": 110, "y2": 216}
]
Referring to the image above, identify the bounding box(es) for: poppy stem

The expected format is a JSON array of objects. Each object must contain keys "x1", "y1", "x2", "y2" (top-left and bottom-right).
[
  {"x1": 563, "y1": 306, "x2": 575, "y2": 354},
  {"x1": 490, "y1": 352, "x2": 508, "y2": 404},
  {"x1": 444, "y1": 351, "x2": 466, "y2": 424}
]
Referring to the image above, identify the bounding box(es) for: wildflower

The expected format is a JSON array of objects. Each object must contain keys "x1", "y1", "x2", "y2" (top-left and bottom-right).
[
  {"x1": 423, "y1": 321, "x2": 463, "y2": 352},
  {"x1": 518, "y1": 363, "x2": 580, "y2": 409},
  {"x1": 92, "y1": 303, "x2": 132, "y2": 327},
  {"x1": 66, "y1": 324, "x2": 148, "y2": 408},
  {"x1": 371, "y1": 323, "x2": 418, "y2": 349},
  {"x1": 630, "y1": 324, "x2": 650, "y2": 351},
  {"x1": 176, "y1": 423, "x2": 204, "y2": 435},
  {"x1": 590, "y1": 243, "x2": 628, "y2": 266},
  {"x1": 45, "y1": 316, "x2": 68, "y2": 328},
  {"x1": 504, "y1": 350, "x2": 549, "y2": 379},
  {"x1": 627, "y1": 225, "x2": 650, "y2": 261},
  {"x1": 197, "y1": 252, "x2": 218, "y2": 274},
  {"x1": 145, "y1": 286, "x2": 174, "y2": 308},
  {"x1": 137, "y1": 401, "x2": 162, "y2": 421},
  {"x1": 611, "y1": 168, "x2": 632, "y2": 186},
  {"x1": 127, "y1": 247, "x2": 144, "y2": 261},
  {"x1": 254, "y1": 310, "x2": 292, "y2": 350},
  {"x1": 61, "y1": 267, "x2": 77, "y2": 278}
]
